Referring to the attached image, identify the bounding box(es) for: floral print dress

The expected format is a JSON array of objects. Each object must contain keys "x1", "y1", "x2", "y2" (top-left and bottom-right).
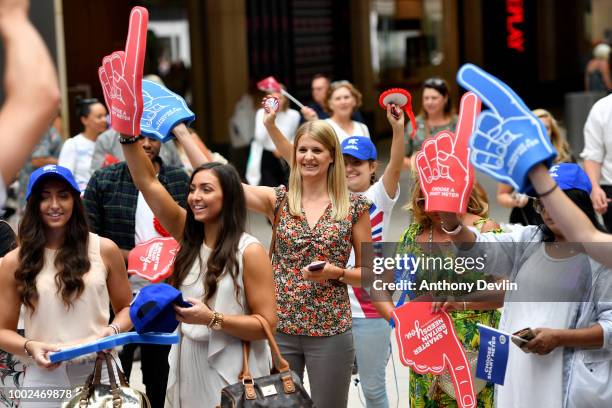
[
  {"x1": 397, "y1": 222, "x2": 501, "y2": 408},
  {"x1": 272, "y1": 186, "x2": 371, "y2": 336}
]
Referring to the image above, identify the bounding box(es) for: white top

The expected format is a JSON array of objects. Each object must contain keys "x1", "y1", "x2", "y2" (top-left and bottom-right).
[
  {"x1": 580, "y1": 94, "x2": 612, "y2": 185},
  {"x1": 166, "y1": 233, "x2": 271, "y2": 407},
  {"x1": 246, "y1": 108, "x2": 300, "y2": 186},
  {"x1": 325, "y1": 118, "x2": 370, "y2": 143},
  {"x1": 347, "y1": 180, "x2": 400, "y2": 318},
  {"x1": 58, "y1": 133, "x2": 96, "y2": 192}
]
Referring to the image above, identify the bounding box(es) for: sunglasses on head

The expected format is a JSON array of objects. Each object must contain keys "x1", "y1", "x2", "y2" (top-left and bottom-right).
[
  {"x1": 423, "y1": 78, "x2": 447, "y2": 89},
  {"x1": 330, "y1": 80, "x2": 351, "y2": 88}
]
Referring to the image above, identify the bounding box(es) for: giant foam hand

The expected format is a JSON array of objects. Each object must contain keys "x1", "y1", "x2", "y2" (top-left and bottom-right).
[
  {"x1": 392, "y1": 301, "x2": 475, "y2": 408},
  {"x1": 140, "y1": 80, "x2": 195, "y2": 142},
  {"x1": 98, "y1": 7, "x2": 148, "y2": 136},
  {"x1": 457, "y1": 64, "x2": 557, "y2": 193},
  {"x1": 416, "y1": 92, "x2": 481, "y2": 213}
]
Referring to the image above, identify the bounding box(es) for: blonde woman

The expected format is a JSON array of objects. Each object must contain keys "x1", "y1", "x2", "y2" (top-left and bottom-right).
[
  {"x1": 244, "y1": 119, "x2": 371, "y2": 408},
  {"x1": 496, "y1": 109, "x2": 573, "y2": 225}
]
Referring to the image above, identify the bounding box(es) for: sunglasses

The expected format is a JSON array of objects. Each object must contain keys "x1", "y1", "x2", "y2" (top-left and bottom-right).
[{"x1": 330, "y1": 80, "x2": 351, "y2": 88}]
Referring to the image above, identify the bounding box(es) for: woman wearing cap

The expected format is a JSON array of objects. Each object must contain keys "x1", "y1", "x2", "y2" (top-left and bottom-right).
[
  {"x1": 437, "y1": 163, "x2": 612, "y2": 408},
  {"x1": 58, "y1": 98, "x2": 108, "y2": 191},
  {"x1": 404, "y1": 78, "x2": 457, "y2": 169},
  {"x1": 0, "y1": 165, "x2": 132, "y2": 407},
  {"x1": 119, "y1": 136, "x2": 277, "y2": 407}
]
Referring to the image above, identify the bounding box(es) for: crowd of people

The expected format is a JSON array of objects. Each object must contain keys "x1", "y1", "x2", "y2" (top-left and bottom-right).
[{"x1": 1, "y1": 2, "x2": 612, "y2": 408}]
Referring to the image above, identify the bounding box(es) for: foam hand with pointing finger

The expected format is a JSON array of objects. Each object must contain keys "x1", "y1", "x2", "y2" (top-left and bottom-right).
[
  {"x1": 416, "y1": 92, "x2": 481, "y2": 213},
  {"x1": 457, "y1": 64, "x2": 557, "y2": 193},
  {"x1": 393, "y1": 301, "x2": 476, "y2": 408},
  {"x1": 140, "y1": 80, "x2": 195, "y2": 142},
  {"x1": 98, "y1": 7, "x2": 148, "y2": 136}
]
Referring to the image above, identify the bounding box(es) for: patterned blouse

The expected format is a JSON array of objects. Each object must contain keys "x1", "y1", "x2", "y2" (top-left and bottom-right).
[{"x1": 272, "y1": 186, "x2": 371, "y2": 336}]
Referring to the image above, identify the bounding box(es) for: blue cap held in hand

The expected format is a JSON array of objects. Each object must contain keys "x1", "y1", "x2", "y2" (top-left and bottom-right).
[
  {"x1": 26, "y1": 165, "x2": 80, "y2": 200},
  {"x1": 341, "y1": 136, "x2": 377, "y2": 161},
  {"x1": 129, "y1": 283, "x2": 191, "y2": 334}
]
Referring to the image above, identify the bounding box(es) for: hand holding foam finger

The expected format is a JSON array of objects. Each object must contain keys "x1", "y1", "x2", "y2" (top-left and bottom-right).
[{"x1": 457, "y1": 64, "x2": 557, "y2": 192}]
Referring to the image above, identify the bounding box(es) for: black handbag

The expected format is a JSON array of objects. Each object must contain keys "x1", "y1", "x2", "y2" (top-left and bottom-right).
[{"x1": 217, "y1": 315, "x2": 315, "y2": 408}]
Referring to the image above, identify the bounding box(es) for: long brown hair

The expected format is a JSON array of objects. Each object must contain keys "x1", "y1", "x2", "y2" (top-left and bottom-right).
[
  {"x1": 15, "y1": 179, "x2": 90, "y2": 310},
  {"x1": 169, "y1": 163, "x2": 246, "y2": 306}
]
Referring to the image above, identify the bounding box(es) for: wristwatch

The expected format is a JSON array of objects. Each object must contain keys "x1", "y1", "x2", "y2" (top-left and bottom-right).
[{"x1": 208, "y1": 312, "x2": 224, "y2": 331}]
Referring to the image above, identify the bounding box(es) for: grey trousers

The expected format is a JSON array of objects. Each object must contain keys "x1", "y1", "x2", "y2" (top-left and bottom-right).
[{"x1": 275, "y1": 330, "x2": 355, "y2": 408}]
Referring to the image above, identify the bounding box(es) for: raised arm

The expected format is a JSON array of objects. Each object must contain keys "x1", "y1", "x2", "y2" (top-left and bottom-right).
[
  {"x1": 529, "y1": 164, "x2": 612, "y2": 267},
  {"x1": 261, "y1": 100, "x2": 294, "y2": 164},
  {"x1": 0, "y1": 2, "x2": 60, "y2": 187},
  {"x1": 380, "y1": 104, "x2": 405, "y2": 198},
  {"x1": 172, "y1": 124, "x2": 209, "y2": 168},
  {"x1": 121, "y1": 138, "x2": 186, "y2": 240},
  {"x1": 99, "y1": 237, "x2": 133, "y2": 336},
  {"x1": 496, "y1": 183, "x2": 526, "y2": 208}
]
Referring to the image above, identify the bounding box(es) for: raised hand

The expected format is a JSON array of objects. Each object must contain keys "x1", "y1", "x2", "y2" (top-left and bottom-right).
[
  {"x1": 262, "y1": 95, "x2": 279, "y2": 127},
  {"x1": 416, "y1": 92, "x2": 481, "y2": 213},
  {"x1": 98, "y1": 7, "x2": 148, "y2": 136},
  {"x1": 393, "y1": 301, "x2": 476, "y2": 408},
  {"x1": 456, "y1": 64, "x2": 557, "y2": 193},
  {"x1": 140, "y1": 80, "x2": 195, "y2": 142}
]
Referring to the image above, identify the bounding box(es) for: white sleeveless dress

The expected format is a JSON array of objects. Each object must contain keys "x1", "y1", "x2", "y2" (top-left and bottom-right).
[{"x1": 165, "y1": 233, "x2": 271, "y2": 407}]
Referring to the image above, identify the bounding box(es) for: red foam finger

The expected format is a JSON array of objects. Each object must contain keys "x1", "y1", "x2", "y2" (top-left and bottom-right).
[
  {"x1": 455, "y1": 92, "x2": 481, "y2": 161},
  {"x1": 435, "y1": 130, "x2": 455, "y2": 155},
  {"x1": 98, "y1": 66, "x2": 113, "y2": 112},
  {"x1": 123, "y1": 7, "x2": 149, "y2": 89},
  {"x1": 422, "y1": 139, "x2": 440, "y2": 178},
  {"x1": 110, "y1": 52, "x2": 125, "y2": 84},
  {"x1": 416, "y1": 151, "x2": 433, "y2": 184}
]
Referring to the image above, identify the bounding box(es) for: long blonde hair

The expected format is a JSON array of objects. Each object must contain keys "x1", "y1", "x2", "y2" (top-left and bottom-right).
[
  {"x1": 532, "y1": 108, "x2": 572, "y2": 163},
  {"x1": 288, "y1": 120, "x2": 350, "y2": 220}
]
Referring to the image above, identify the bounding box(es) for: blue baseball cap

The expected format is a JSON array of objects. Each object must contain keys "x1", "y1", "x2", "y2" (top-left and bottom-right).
[
  {"x1": 26, "y1": 165, "x2": 80, "y2": 200},
  {"x1": 527, "y1": 163, "x2": 592, "y2": 196},
  {"x1": 341, "y1": 136, "x2": 377, "y2": 161},
  {"x1": 129, "y1": 283, "x2": 192, "y2": 334}
]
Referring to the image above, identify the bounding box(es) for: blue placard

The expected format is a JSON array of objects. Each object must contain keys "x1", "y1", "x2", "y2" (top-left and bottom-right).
[
  {"x1": 140, "y1": 80, "x2": 195, "y2": 143},
  {"x1": 49, "y1": 332, "x2": 179, "y2": 363},
  {"x1": 456, "y1": 64, "x2": 557, "y2": 193},
  {"x1": 476, "y1": 324, "x2": 510, "y2": 385}
]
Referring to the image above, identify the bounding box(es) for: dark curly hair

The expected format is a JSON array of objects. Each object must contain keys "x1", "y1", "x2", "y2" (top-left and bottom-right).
[
  {"x1": 169, "y1": 163, "x2": 246, "y2": 306},
  {"x1": 15, "y1": 177, "x2": 91, "y2": 310}
]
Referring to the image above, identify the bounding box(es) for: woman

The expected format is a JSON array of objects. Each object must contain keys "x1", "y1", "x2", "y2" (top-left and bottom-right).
[
  {"x1": 404, "y1": 77, "x2": 457, "y2": 169},
  {"x1": 119, "y1": 137, "x2": 277, "y2": 408},
  {"x1": 440, "y1": 163, "x2": 612, "y2": 408},
  {"x1": 0, "y1": 165, "x2": 132, "y2": 408},
  {"x1": 497, "y1": 108, "x2": 573, "y2": 225},
  {"x1": 58, "y1": 98, "x2": 107, "y2": 191},
  {"x1": 246, "y1": 88, "x2": 300, "y2": 186},
  {"x1": 266, "y1": 98, "x2": 404, "y2": 408},
  {"x1": 585, "y1": 43, "x2": 612, "y2": 92},
  {"x1": 243, "y1": 117, "x2": 372, "y2": 408},
  {"x1": 374, "y1": 179, "x2": 502, "y2": 408}
]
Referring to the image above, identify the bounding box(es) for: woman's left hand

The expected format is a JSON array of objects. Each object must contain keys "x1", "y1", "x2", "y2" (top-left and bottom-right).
[
  {"x1": 302, "y1": 262, "x2": 341, "y2": 283},
  {"x1": 523, "y1": 328, "x2": 560, "y2": 355},
  {"x1": 174, "y1": 297, "x2": 214, "y2": 326}
]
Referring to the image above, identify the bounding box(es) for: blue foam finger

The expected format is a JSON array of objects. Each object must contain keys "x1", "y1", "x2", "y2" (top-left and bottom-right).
[
  {"x1": 48, "y1": 332, "x2": 179, "y2": 363},
  {"x1": 140, "y1": 80, "x2": 195, "y2": 143},
  {"x1": 457, "y1": 64, "x2": 557, "y2": 192}
]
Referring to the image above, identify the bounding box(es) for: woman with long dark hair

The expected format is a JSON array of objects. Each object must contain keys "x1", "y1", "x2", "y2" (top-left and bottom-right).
[
  {"x1": 438, "y1": 163, "x2": 612, "y2": 408},
  {"x1": 119, "y1": 138, "x2": 277, "y2": 407},
  {"x1": 0, "y1": 165, "x2": 132, "y2": 408}
]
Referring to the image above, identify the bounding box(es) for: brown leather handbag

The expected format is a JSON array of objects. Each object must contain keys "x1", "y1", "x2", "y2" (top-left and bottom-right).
[{"x1": 217, "y1": 315, "x2": 314, "y2": 408}]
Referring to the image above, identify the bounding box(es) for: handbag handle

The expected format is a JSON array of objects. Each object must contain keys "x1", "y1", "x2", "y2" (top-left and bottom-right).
[
  {"x1": 269, "y1": 195, "x2": 287, "y2": 260},
  {"x1": 239, "y1": 314, "x2": 291, "y2": 380}
]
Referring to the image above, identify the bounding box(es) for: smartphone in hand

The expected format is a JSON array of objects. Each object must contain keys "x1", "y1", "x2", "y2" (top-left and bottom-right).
[
  {"x1": 307, "y1": 261, "x2": 326, "y2": 272},
  {"x1": 511, "y1": 327, "x2": 536, "y2": 349}
]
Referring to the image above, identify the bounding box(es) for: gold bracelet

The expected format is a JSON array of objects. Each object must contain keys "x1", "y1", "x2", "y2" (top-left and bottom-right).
[{"x1": 23, "y1": 339, "x2": 34, "y2": 357}]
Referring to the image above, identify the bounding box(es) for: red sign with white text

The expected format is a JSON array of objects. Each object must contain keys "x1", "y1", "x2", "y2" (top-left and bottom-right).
[
  {"x1": 392, "y1": 301, "x2": 476, "y2": 408},
  {"x1": 128, "y1": 237, "x2": 179, "y2": 283}
]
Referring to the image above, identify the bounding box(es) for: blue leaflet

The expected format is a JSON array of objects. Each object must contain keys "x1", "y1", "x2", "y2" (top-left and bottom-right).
[
  {"x1": 140, "y1": 80, "x2": 195, "y2": 142},
  {"x1": 476, "y1": 324, "x2": 510, "y2": 385}
]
